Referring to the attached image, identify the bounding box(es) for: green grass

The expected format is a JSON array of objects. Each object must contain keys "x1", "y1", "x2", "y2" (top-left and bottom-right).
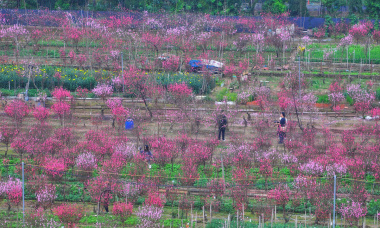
[
  {"x1": 216, "y1": 87, "x2": 237, "y2": 102},
  {"x1": 316, "y1": 94, "x2": 329, "y2": 104},
  {"x1": 310, "y1": 78, "x2": 332, "y2": 90},
  {"x1": 305, "y1": 44, "x2": 380, "y2": 64}
]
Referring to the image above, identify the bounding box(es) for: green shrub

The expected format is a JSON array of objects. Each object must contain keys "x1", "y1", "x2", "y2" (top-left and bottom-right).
[
  {"x1": 376, "y1": 87, "x2": 380, "y2": 100},
  {"x1": 226, "y1": 92, "x2": 237, "y2": 102},
  {"x1": 87, "y1": 93, "x2": 96, "y2": 98},
  {"x1": 216, "y1": 88, "x2": 237, "y2": 102},
  {"x1": 368, "y1": 199, "x2": 380, "y2": 216},
  {"x1": 203, "y1": 95, "x2": 214, "y2": 102},
  {"x1": 0, "y1": 65, "x2": 99, "y2": 92},
  {"x1": 344, "y1": 93, "x2": 354, "y2": 106},
  {"x1": 163, "y1": 219, "x2": 189, "y2": 227},
  {"x1": 219, "y1": 199, "x2": 235, "y2": 213},
  {"x1": 216, "y1": 88, "x2": 228, "y2": 101},
  {"x1": 316, "y1": 94, "x2": 329, "y2": 104},
  {"x1": 155, "y1": 72, "x2": 216, "y2": 95},
  {"x1": 124, "y1": 217, "x2": 138, "y2": 226},
  {"x1": 0, "y1": 89, "x2": 13, "y2": 96}
]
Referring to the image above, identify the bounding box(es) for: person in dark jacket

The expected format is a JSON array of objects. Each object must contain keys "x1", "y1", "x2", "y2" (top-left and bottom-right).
[
  {"x1": 140, "y1": 145, "x2": 153, "y2": 168},
  {"x1": 277, "y1": 112, "x2": 287, "y2": 144},
  {"x1": 217, "y1": 110, "x2": 228, "y2": 141}
]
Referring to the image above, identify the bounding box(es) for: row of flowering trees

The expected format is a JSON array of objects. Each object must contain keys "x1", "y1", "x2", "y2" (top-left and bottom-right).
[{"x1": 0, "y1": 72, "x2": 378, "y2": 226}]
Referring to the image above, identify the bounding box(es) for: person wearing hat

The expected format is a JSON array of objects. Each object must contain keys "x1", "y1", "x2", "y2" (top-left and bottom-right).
[{"x1": 277, "y1": 112, "x2": 287, "y2": 144}]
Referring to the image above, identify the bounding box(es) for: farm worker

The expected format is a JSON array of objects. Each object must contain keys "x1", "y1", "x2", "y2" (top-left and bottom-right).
[
  {"x1": 277, "y1": 112, "x2": 287, "y2": 144},
  {"x1": 217, "y1": 110, "x2": 228, "y2": 141},
  {"x1": 140, "y1": 145, "x2": 153, "y2": 168}
]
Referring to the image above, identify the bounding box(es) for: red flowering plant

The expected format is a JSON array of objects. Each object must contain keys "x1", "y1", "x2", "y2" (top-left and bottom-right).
[
  {"x1": 268, "y1": 184, "x2": 291, "y2": 223},
  {"x1": 52, "y1": 203, "x2": 84, "y2": 228},
  {"x1": 167, "y1": 82, "x2": 193, "y2": 106},
  {"x1": 0, "y1": 177, "x2": 22, "y2": 211},
  {"x1": 145, "y1": 191, "x2": 165, "y2": 208},
  {"x1": 33, "y1": 106, "x2": 50, "y2": 123},
  {"x1": 44, "y1": 156, "x2": 66, "y2": 181},
  {"x1": 5, "y1": 99, "x2": 30, "y2": 128},
  {"x1": 112, "y1": 202, "x2": 133, "y2": 222}
]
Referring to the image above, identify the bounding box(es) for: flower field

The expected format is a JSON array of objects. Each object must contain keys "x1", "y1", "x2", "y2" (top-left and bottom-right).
[{"x1": 1, "y1": 9, "x2": 380, "y2": 228}]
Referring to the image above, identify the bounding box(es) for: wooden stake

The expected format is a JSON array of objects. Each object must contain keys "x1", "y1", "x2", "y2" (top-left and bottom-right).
[
  {"x1": 237, "y1": 210, "x2": 239, "y2": 228},
  {"x1": 363, "y1": 216, "x2": 365, "y2": 228},
  {"x1": 275, "y1": 205, "x2": 277, "y2": 223},
  {"x1": 329, "y1": 213, "x2": 331, "y2": 228},
  {"x1": 271, "y1": 209, "x2": 273, "y2": 228},
  {"x1": 242, "y1": 203, "x2": 244, "y2": 222},
  {"x1": 259, "y1": 215, "x2": 260, "y2": 228},
  {"x1": 295, "y1": 215, "x2": 297, "y2": 228},
  {"x1": 210, "y1": 203, "x2": 212, "y2": 221},
  {"x1": 305, "y1": 210, "x2": 306, "y2": 228},
  {"x1": 203, "y1": 206, "x2": 205, "y2": 228},
  {"x1": 195, "y1": 212, "x2": 198, "y2": 227}
]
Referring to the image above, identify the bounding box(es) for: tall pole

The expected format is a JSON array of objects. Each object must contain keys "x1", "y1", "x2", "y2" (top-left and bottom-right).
[
  {"x1": 22, "y1": 162, "x2": 25, "y2": 225},
  {"x1": 121, "y1": 53, "x2": 124, "y2": 93},
  {"x1": 333, "y1": 175, "x2": 336, "y2": 228},
  {"x1": 298, "y1": 56, "x2": 301, "y2": 98}
]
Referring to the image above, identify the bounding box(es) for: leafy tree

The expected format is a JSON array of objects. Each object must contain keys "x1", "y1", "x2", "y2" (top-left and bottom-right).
[
  {"x1": 365, "y1": 0, "x2": 380, "y2": 18},
  {"x1": 288, "y1": 0, "x2": 309, "y2": 16},
  {"x1": 263, "y1": 0, "x2": 287, "y2": 14},
  {"x1": 348, "y1": 0, "x2": 363, "y2": 14},
  {"x1": 322, "y1": 0, "x2": 346, "y2": 15}
]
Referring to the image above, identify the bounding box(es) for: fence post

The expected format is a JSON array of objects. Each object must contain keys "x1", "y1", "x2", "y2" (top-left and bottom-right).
[
  {"x1": 22, "y1": 162, "x2": 25, "y2": 225},
  {"x1": 333, "y1": 175, "x2": 336, "y2": 228},
  {"x1": 121, "y1": 53, "x2": 124, "y2": 93},
  {"x1": 298, "y1": 56, "x2": 301, "y2": 99},
  {"x1": 221, "y1": 155, "x2": 226, "y2": 194}
]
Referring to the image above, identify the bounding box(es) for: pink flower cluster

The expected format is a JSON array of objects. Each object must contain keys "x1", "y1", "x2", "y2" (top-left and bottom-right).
[
  {"x1": 36, "y1": 185, "x2": 57, "y2": 204},
  {"x1": 338, "y1": 34, "x2": 353, "y2": 48},
  {"x1": 339, "y1": 201, "x2": 367, "y2": 226},
  {"x1": 299, "y1": 160, "x2": 324, "y2": 175},
  {"x1": 75, "y1": 152, "x2": 97, "y2": 171},
  {"x1": 0, "y1": 177, "x2": 22, "y2": 205},
  {"x1": 92, "y1": 84, "x2": 113, "y2": 100},
  {"x1": 44, "y1": 157, "x2": 66, "y2": 178}
]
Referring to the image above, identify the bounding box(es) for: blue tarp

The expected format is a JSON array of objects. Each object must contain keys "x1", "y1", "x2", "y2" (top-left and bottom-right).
[
  {"x1": 189, "y1": 60, "x2": 219, "y2": 71},
  {"x1": 125, "y1": 119, "x2": 134, "y2": 130}
]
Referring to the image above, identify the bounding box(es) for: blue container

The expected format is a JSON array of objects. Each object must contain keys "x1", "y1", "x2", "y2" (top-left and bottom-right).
[{"x1": 125, "y1": 119, "x2": 134, "y2": 130}]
